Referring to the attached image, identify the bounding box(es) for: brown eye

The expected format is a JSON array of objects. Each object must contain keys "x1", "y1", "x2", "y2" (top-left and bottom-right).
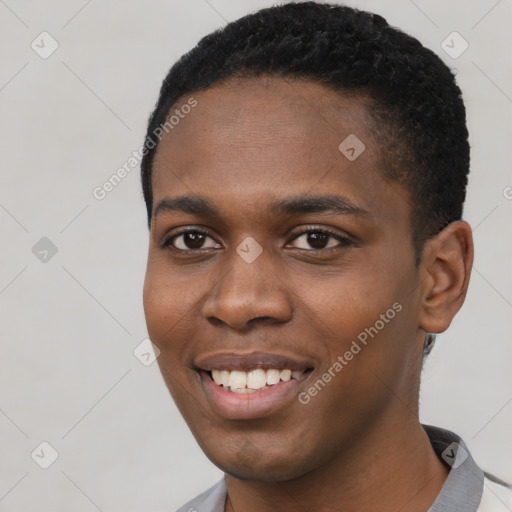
[
  {"x1": 164, "y1": 229, "x2": 221, "y2": 251},
  {"x1": 289, "y1": 228, "x2": 352, "y2": 251}
]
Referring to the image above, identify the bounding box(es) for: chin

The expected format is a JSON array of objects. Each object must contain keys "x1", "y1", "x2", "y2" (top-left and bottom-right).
[{"x1": 199, "y1": 435, "x2": 315, "y2": 482}]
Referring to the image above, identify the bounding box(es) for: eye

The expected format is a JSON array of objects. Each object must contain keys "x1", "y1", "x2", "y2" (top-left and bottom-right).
[
  {"x1": 288, "y1": 227, "x2": 352, "y2": 251},
  {"x1": 163, "y1": 228, "x2": 221, "y2": 251}
]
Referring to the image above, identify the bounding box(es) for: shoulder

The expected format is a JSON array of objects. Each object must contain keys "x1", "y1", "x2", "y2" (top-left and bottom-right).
[
  {"x1": 175, "y1": 478, "x2": 227, "y2": 512},
  {"x1": 477, "y1": 474, "x2": 512, "y2": 512}
]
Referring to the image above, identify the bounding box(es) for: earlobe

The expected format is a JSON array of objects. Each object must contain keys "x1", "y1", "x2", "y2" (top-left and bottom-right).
[{"x1": 418, "y1": 221, "x2": 474, "y2": 334}]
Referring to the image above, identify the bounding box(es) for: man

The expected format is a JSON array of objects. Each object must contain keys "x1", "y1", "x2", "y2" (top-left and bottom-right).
[{"x1": 139, "y1": 2, "x2": 511, "y2": 510}]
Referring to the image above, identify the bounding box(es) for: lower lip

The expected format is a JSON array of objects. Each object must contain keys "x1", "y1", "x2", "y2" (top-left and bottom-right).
[{"x1": 199, "y1": 370, "x2": 310, "y2": 420}]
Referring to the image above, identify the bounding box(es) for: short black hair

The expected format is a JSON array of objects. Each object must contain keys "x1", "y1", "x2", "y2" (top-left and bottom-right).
[{"x1": 140, "y1": 1, "x2": 469, "y2": 257}]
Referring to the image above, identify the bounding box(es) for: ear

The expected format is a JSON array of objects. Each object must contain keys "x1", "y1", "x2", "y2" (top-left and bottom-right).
[{"x1": 417, "y1": 221, "x2": 474, "y2": 334}]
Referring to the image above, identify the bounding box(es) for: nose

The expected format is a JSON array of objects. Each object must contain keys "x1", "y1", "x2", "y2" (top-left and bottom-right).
[{"x1": 201, "y1": 245, "x2": 293, "y2": 331}]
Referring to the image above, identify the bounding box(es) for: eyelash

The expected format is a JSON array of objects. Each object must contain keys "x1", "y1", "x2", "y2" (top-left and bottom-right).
[{"x1": 161, "y1": 226, "x2": 353, "y2": 253}]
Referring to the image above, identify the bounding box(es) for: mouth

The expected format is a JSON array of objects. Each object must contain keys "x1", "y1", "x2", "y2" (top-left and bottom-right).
[
  {"x1": 194, "y1": 352, "x2": 315, "y2": 420},
  {"x1": 205, "y1": 367, "x2": 311, "y2": 393}
]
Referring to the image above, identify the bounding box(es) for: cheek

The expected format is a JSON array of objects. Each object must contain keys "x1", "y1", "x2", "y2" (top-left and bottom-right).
[
  {"x1": 301, "y1": 270, "x2": 396, "y2": 343},
  {"x1": 143, "y1": 276, "x2": 167, "y2": 338},
  {"x1": 143, "y1": 264, "x2": 186, "y2": 345},
  {"x1": 333, "y1": 304, "x2": 413, "y2": 403},
  {"x1": 307, "y1": 274, "x2": 411, "y2": 395},
  {"x1": 143, "y1": 262, "x2": 209, "y2": 379},
  {"x1": 143, "y1": 272, "x2": 198, "y2": 403}
]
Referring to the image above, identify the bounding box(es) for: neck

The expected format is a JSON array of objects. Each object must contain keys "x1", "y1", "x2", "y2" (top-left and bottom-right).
[{"x1": 224, "y1": 417, "x2": 449, "y2": 512}]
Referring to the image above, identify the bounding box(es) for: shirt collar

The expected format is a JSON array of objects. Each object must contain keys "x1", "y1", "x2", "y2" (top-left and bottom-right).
[{"x1": 424, "y1": 424, "x2": 484, "y2": 512}]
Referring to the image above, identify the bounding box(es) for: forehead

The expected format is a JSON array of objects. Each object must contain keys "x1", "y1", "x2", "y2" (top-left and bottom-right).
[
  {"x1": 151, "y1": 76, "x2": 407, "y2": 223},
  {"x1": 155, "y1": 75, "x2": 373, "y2": 160}
]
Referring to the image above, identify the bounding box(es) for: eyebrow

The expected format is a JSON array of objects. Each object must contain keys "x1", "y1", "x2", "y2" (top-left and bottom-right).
[
  {"x1": 271, "y1": 195, "x2": 370, "y2": 217},
  {"x1": 153, "y1": 194, "x2": 370, "y2": 220}
]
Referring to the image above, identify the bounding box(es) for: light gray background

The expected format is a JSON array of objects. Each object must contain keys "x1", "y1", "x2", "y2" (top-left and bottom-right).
[{"x1": 0, "y1": 0, "x2": 510, "y2": 510}]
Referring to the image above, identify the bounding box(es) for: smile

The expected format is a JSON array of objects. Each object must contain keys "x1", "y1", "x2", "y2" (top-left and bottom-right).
[
  {"x1": 209, "y1": 368, "x2": 307, "y2": 393},
  {"x1": 194, "y1": 351, "x2": 315, "y2": 419}
]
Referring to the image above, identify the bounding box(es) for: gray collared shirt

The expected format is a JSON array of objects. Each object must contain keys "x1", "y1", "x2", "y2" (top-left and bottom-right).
[{"x1": 176, "y1": 424, "x2": 511, "y2": 512}]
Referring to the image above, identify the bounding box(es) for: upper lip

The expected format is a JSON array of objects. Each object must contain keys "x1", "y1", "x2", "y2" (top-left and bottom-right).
[{"x1": 194, "y1": 351, "x2": 316, "y2": 372}]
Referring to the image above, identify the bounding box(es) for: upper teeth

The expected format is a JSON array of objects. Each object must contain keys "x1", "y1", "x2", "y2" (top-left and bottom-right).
[{"x1": 211, "y1": 369, "x2": 303, "y2": 392}]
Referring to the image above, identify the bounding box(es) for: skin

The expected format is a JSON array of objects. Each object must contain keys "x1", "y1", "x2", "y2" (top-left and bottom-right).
[{"x1": 143, "y1": 76, "x2": 474, "y2": 512}]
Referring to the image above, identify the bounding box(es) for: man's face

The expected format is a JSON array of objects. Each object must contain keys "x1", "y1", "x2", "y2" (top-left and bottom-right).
[{"x1": 143, "y1": 76, "x2": 425, "y2": 481}]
